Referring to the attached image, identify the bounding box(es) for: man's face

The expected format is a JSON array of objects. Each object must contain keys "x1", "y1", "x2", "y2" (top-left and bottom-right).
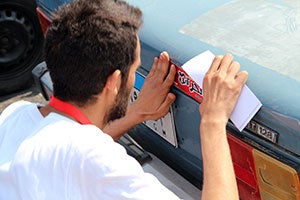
[{"x1": 104, "y1": 37, "x2": 141, "y2": 124}]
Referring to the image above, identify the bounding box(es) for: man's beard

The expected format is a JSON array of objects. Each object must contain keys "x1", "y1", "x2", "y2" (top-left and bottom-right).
[{"x1": 104, "y1": 85, "x2": 131, "y2": 124}]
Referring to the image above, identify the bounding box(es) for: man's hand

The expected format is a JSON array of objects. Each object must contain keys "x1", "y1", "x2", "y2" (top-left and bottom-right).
[
  {"x1": 200, "y1": 54, "x2": 248, "y2": 124},
  {"x1": 128, "y1": 51, "x2": 176, "y2": 122},
  {"x1": 104, "y1": 51, "x2": 176, "y2": 140}
]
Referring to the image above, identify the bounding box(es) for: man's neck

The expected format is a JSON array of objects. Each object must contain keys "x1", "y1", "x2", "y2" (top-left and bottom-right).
[{"x1": 39, "y1": 102, "x2": 106, "y2": 129}]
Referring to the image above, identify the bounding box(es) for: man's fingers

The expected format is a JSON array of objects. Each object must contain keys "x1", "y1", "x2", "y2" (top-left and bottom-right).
[
  {"x1": 156, "y1": 51, "x2": 170, "y2": 79},
  {"x1": 235, "y1": 71, "x2": 248, "y2": 86},
  {"x1": 228, "y1": 61, "x2": 240, "y2": 79},
  {"x1": 155, "y1": 93, "x2": 176, "y2": 118},
  {"x1": 148, "y1": 57, "x2": 159, "y2": 77},
  {"x1": 149, "y1": 51, "x2": 171, "y2": 81},
  {"x1": 166, "y1": 93, "x2": 176, "y2": 104},
  {"x1": 163, "y1": 64, "x2": 176, "y2": 87},
  {"x1": 207, "y1": 55, "x2": 223, "y2": 73},
  {"x1": 219, "y1": 54, "x2": 233, "y2": 74}
]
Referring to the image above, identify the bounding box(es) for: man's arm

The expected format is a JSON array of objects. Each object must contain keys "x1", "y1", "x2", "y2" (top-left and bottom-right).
[
  {"x1": 200, "y1": 54, "x2": 248, "y2": 200},
  {"x1": 104, "y1": 52, "x2": 176, "y2": 141},
  {"x1": 105, "y1": 51, "x2": 247, "y2": 200}
]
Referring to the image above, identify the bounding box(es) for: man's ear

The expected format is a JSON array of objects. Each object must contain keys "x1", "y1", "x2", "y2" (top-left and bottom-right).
[{"x1": 105, "y1": 70, "x2": 122, "y2": 95}]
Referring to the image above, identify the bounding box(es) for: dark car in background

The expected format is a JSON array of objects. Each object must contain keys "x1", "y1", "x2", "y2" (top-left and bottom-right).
[
  {"x1": 0, "y1": 0, "x2": 44, "y2": 94},
  {"x1": 33, "y1": 0, "x2": 300, "y2": 199}
]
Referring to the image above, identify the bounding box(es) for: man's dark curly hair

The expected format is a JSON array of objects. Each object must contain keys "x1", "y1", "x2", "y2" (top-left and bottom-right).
[{"x1": 44, "y1": 0, "x2": 142, "y2": 105}]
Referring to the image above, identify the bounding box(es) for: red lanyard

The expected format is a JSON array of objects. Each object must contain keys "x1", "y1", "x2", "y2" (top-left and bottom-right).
[{"x1": 49, "y1": 96, "x2": 92, "y2": 125}]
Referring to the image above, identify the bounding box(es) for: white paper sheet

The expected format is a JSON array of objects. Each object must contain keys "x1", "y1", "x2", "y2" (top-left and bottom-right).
[{"x1": 181, "y1": 50, "x2": 262, "y2": 131}]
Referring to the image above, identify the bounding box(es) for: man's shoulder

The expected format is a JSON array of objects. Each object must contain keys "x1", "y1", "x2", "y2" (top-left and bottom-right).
[
  {"x1": 1, "y1": 101, "x2": 32, "y2": 116},
  {"x1": 15, "y1": 114, "x2": 123, "y2": 170},
  {"x1": 33, "y1": 113, "x2": 114, "y2": 148},
  {"x1": 0, "y1": 101, "x2": 42, "y2": 125}
]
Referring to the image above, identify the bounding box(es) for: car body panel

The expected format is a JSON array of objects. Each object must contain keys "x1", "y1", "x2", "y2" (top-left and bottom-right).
[{"x1": 124, "y1": 0, "x2": 300, "y2": 155}]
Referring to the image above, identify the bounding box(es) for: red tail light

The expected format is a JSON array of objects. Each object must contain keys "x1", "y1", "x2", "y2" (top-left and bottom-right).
[
  {"x1": 227, "y1": 132, "x2": 300, "y2": 200},
  {"x1": 227, "y1": 133, "x2": 261, "y2": 200}
]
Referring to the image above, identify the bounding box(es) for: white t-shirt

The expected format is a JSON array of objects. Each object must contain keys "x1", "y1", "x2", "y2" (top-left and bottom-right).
[
  {"x1": 0, "y1": 101, "x2": 44, "y2": 199},
  {"x1": 0, "y1": 101, "x2": 179, "y2": 199},
  {"x1": 0, "y1": 101, "x2": 44, "y2": 163}
]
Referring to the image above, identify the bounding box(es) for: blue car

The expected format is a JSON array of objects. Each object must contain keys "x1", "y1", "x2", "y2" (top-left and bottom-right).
[{"x1": 33, "y1": 0, "x2": 300, "y2": 199}]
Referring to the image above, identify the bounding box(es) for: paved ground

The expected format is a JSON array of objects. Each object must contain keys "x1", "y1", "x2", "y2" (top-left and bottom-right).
[{"x1": 0, "y1": 84, "x2": 47, "y2": 113}]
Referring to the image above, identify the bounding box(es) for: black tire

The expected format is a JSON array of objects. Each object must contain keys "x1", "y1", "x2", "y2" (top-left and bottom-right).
[{"x1": 0, "y1": 0, "x2": 44, "y2": 95}]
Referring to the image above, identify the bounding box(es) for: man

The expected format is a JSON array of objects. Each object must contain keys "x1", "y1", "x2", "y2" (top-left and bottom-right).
[{"x1": 0, "y1": 0, "x2": 247, "y2": 199}]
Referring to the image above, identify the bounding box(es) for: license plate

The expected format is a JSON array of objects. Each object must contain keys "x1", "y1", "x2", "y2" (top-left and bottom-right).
[
  {"x1": 130, "y1": 72, "x2": 178, "y2": 147},
  {"x1": 246, "y1": 120, "x2": 278, "y2": 143}
]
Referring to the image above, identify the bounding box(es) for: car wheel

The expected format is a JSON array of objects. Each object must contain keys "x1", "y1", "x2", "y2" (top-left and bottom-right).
[{"x1": 0, "y1": 0, "x2": 44, "y2": 95}]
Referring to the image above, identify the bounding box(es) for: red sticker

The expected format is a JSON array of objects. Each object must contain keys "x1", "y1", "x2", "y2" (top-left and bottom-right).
[{"x1": 171, "y1": 61, "x2": 203, "y2": 104}]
